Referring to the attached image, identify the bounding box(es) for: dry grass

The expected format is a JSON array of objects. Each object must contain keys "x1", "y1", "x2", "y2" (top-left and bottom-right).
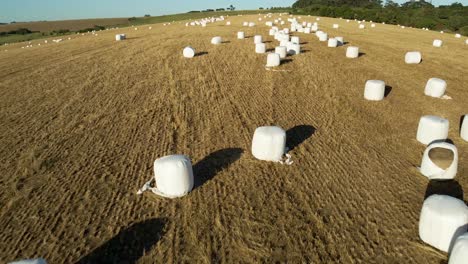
[
  {"x1": 0, "y1": 14, "x2": 467, "y2": 263},
  {"x1": 0, "y1": 18, "x2": 130, "y2": 33}
]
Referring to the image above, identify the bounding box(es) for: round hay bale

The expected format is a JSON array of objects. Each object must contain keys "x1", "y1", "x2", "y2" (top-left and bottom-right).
[
  {"x1": 449, "y1": 233, "x2": 468, "y2": 264},
  {"x1": 333, "y1": 24, "x2": 339, "y2": 29},
  {"x1": 252, "y1": 126, "x2": 286, "y2": 161},
  {"x1": 433, "y1": 39, "x2": 443, "y2": 47},
  {"x1": 461, "y1": 115, "x2": 468, "y2": 142},
  {"x1": 183, "y1": 46, "x2": 195, "y2": 58},
  {"x1": 287, "y1": 43, "x2": 301, "y2": 55},
  {"x1": 346, "y1": 46, "x2": 359, "y2": 58},
  {"x1": 455, "y1": 33, "x2": 461, "y2": 38},
  {"x1": 115, "y1": 34, "x2": 126, "y2": 41},
  {"x1": 327, "y1": 38, "x2": 338, "y2": 47},
  {"x1": 304, "y1": 27, "x2": 311, "y2": 34},
  {"x1": 359, "y1": 24, "x2": 365, "y2": 29},
  {"x1": 417, "y1": 115, "x2": 449, "y2": 145},
  {"x1": 420, "y1": 142, "x2": 458, "y2": 180},
  {"x1": 243, "y1": 22, "x2": 248, "y2": 26},
  {"x1": 9, "y1": 259, "x2": 47, "y2": 264},
  {"x1": 255, "y1": 43, "x2": 266, "y2": 53},
  {"x1": 153, "y1": 155, "x2": 194, "y2": 198},
  {"x1": 275, "y1": 46, "x2": 287, "y2": 58},
  {"x1": 291, "y1": 36, "x2": 300, "y2": 44},
  {"x1": 405, "y1": 51, "x2": 422, "y2": 64},
  {"x1": 254, "y1": 35, "x2": 263, "y2": 44},
  {"x1": 335, "y1": 36, "x2": 344, "y2": 46},
  {"x1": 318, "y1": 32, "x2": 328, "y2": 42},
  {"x1": 266, "y1": 53, "x2": 281, "y2": 67},
  {"x1": 211, "y1": 36, "x2": 222, "y2": 45},
  {"x1": 237, "y1": 32, "x2": 245, "y2": 39},
  {"x1": 364, "y1": 80, "x2": 385, "y2": 101},
  {"x1": 424, "y1": 78, "x2": 447, "y2": 98},
  {"x1": 419, "y1": 195, "x2": 468, "y2": 252}
]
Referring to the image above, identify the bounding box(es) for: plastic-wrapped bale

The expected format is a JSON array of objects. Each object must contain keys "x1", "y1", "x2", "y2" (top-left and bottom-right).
[
  {"x1": 433, "y1": 39, "x2": 443, "y2": 47},
  {"x1": 304, "y1": 27, "x2": 311, "y2": 34},
  {"x1": 287, "y1": 43, "x2": 301, "y2": 55},
  {"x1": 211, "y1": 36, "x2": 222, "y2": 45},
  {"x1": 266, "y1": 53, "x2": 281, "y2": 67},
  {"x1": 226, "y1": 21, "x2": 231, "y2": 26},
  {"x1": 466, "y1": 39, "x2": 468, "y2": 45},
  {"x1": 371, "y1": 23, "x2": 376, "y2": 28},
  {"x1": 283, "y1": 28, "x2": 290, "y2": 34},
  {"x1": 328, "y1": 38, "x2": 338, "y2": 47},
  {"x1": 151, "y1": 155, "x2": 194, "y2": 198},
  {"x1": 420, "y1": 142, "x2": 458, "y2": 180},
  {"x1": 291, "y1": 36, "x2": 300, "y2": 44},
  {"x1": 364, "y1": 80, "x2": 386, "y2": 101},
  {"x1": 255, "y1": 43, "x2": 266, "y2": 54},
  {"x1": 424, "y1": 78, "x2": 447, "y2": 98},
  {"x1": 183, "y1": 47, "x2": 195, "y2": 58},
  {"x1": 318, "y1": 33, "x2": 328, "y2": 42},
  {"x1": 455, "y1": 33, "x2": 461, "y2": 38},
  {"x1": 275, "y1": 46, "x2": 287, "y2": 58},
  {"x1": 359, "y1": 24, "x2": 365, "y2": 29},
  {"x1": 266, "y1": 21, "x2": 273, "y2": 27},
  {"x1": 237, "y1": 32, "x2": 245, "y2": 39},
  {"x1": 333, "y1": 24, "x2": 339, "y2": 29},
  {"x1": 335, "y1": 36, "x2": 344, "y2": 46},
  {"x1": 461, "y1": 115, "x2": 468, "y2": 142},
  {"x1": 243, "y1": 22, "x2": 248, "y2": 26},
  {"x1": 252, "y1": 126, "x2": 286, "y2": 162},
  {"x1": 254, "y1": 35, "x2": 263, "y2": 44},
  {"x1": 115, "y1": 34, "x2": 126, "y2": 41},
  {"x1": 311, "y1": 25, "x2": 318, "y2": 32},
  {"x1": 346, "y1": 46, "x2": 359, "y2": 58},
  {"x1": 249, "y1": 22, "x2": 256, "y2": 27},
  {"x1": 449, "y1": 233, "x2": 468, "y2": 264},
  {"x1": 419, "y1": 195, "x2": 468, "y2": 252},
  {"x1": 9, "y1": 259, "x2": 47, "y2": 264},
  {"x1": 405, "y1": 51, "x2": 422, "y2": 64},
  {"x1": 417, "y1": 115, "x2": 449, "y2": 145},
  {"x1": 269, "y1": 29, "x2": 276, "y2": 36}
]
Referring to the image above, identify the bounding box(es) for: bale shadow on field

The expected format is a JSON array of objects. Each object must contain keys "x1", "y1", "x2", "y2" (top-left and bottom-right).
[
  {"x1": 286, "y1": 125, "x2": 316, "y2": 152},
  {"x1": 222, "y1": 41, "x2": 231, "y2": 44},
  {"x1": 301, "y1": 49, "x2": 311, "y2": 54},
  {"x1": 281, "y1": 59, "x2": 293, "y2": 65},
  {"x1": 193, "y1": 148, "x2": 243, "y2": 189},
  {"x1": 264, "y1": 40, "x2": 273, "y2": 43},
  {"x1": 424, "y1": 180, "x2": 463, "y2": 201},
  {"x1": 77, "y1": 218, "x2": 166, "y2": 264},
  {"x1": 342, "y1": 41, "x2": 349, "y2": 46},
  {"x1": 460, "y1": 115, "x2": 466, "y2": 132},
  {"x1": 196, "y1": 51, "x2": 208, "y2": 57},
  {"x1": 384, "y1": 85, "x2": 392, "y2": 98},
  {"x1": 358, "y1": 52, "x2": 366, "y2": 57},
  {"x1": 300, "y1": 41, "x2": 308, "y2": 45},
  {"x1": 266, "y1": 48, "x2": 275, "y2": 52}
]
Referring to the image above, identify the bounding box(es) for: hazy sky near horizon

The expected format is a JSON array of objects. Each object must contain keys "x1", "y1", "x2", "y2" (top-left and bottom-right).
[{"x1": 0, "y1": 0, "x2": 465, "y2": 22}]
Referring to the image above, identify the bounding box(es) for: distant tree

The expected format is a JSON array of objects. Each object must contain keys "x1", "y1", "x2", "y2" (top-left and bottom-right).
[
  {"x1": 216, "y1": 8, "x2": 225, "y2": 11},
  {"x1": 384, "y1": 0, "x2": 399, "y2": 8},
  {"x1": 144, "y1": 14, "x2": 151, "y2": 17},
  {"x1": 259, "y1": 7, "x2": 264, "y2": 10},
  {"x1": 228, "y1": 5, "x2": 236, "y2": 11}
]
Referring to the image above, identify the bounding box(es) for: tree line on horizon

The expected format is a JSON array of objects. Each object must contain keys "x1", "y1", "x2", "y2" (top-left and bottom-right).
[{"x1": 291, "y1": 0, "x2": 468, "y2": 35}]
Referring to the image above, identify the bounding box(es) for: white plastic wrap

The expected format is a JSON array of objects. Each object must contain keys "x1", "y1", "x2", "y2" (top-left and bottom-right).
[
  {"x1": 237, "y1": 32, "x2": 245, "y2": 39},
  {"x1": 269, "y1": 29, "x2": 276, "y2": 36},
  {"x1": 461, "y1": 115, "x2": 468, "y2": 142},
  {"x1": 346, "y1": 46, "x2": 359, "y2": 58},
  {"x1": 252, "y1": 126, "x2": 286, "y2": 161},
  {"x1": 420, "y1": 142, "x2": 458, "y2": 180},
  {"x1": 328, "y1": 38, "x2": 338, "y2": 47},
  {"x1": 183, "y1": 47, "x2": 195, "y2": 58},
  {"x1": 419, "y1": 195, "x2": 468, "y2": 252},
  {"x1": 275, "y1": 46, "x2": 287, "y2": 58},
  {"x1": 455, "y1": 33, "x2": 461, "y2": 38},
  {"x1": 364, "y1": 80, "x2": 386, "y2": 101},
  {"x1": 288, "y1": 43, "x2": 300, "y2": 55},
  {"x1": 243, "y1": 22, "x2": 248, "y2": 26},
  {"x1": 359, "y1": 24, "x2": 365, "y2": 29},
  {"x1": 311, "y1": 25, "x2": 318, "y2": 32},
  {"x1": 333, "y1": 24, "x2": 339, "y2": 29},
  {"x1": 266, "y1": 53, "x2": 281, "y2": 67},
  {"x1": 153, "y1": 155, "x2": 194, "y2": 198},
  {"x1": 318, "y1": 33, "x2": 328, "y2": 42},
  {"x1": 449, "y1": 233, "x2": 468, "y2": 264},
  {"x1": 255, "y1": 43, "x2": 266, "y2": 54},
  {"x1": 416, "y1": 115, "x2": 449, "y2": 145},
  {"x1": 9, "y1": 259, "x2": 47, "y2": 264},
  {"x1": 254, "y1": 35, "x2": 263, "y2": 44},
  {"x1": 304, "y1": 27, "x2": 311, "y2": 34},
  {"x1": 335, "y1": 36, "x2": 344, "y2": 46},
  {"x1": 211, "y1": 36, "x2": 222, "y2": 45},
  {"x1": 424, "y1": 78, "x2": 447, "y2": 98},
  {"x1": 291, "y1": 36, "x2": 300, "y2": 44},
  {"x1": 115, "y1": 34, "x2": 126, "y2": 41},
  {"x1": 249, "y1": 22, "x2": 256, "y2": 27},
  {"x1": 433, "y1": 39, "x2": 443, "y2": 47},
  {"x1": 405, "y1": 51, "x2": 422, "y2": 64}
]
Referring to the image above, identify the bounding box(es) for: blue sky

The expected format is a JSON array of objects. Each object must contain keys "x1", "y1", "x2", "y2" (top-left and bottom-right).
[{"x1": 0, "y1": 0, "x2": 464, "y2": 22}]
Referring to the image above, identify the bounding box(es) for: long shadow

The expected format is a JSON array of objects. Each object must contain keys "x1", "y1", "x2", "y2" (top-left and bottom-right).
[
  {"x1": 301, "y1": 49, "x2": 311, "y2": 54},
  {"x1": 300, "y1": 42, "x2": 309, "y2": 45},
  {"x1": 196, "y1": 51, "x2": 208, "y2": 57},
  {"x1": 384, "y1": 85, "x2": 392, "y2": 97},
  {"x1": 221, "y1": 41, "x2": 230, "y2": 44},
  {"x1": 193, "y1": 148, "x2": 243, "y2": 189},
  {"x1": 77, "y1": 218, "x2": 166, "y2": 264},
  {"x1": 286, "y1": 125, "x2": 316, "y2": 151},
  {"x1": 281, "y1": 59, "x2": 293, "y2": 65},
  {"x1": 264, "y1": 40, "x2": 272, "y2": 43},
  {"x1": 358, "y1": 52, "x2": 366, "y2": 57},
  {"x1": 460, "y1": 115, "x2": 466, "y2": 132},
  {"x1": 266, "y1": 48, "x2": 275, "y2": 52},
  {"x1": 424, "y1": 180, "x2": 463, "y2": 201}
]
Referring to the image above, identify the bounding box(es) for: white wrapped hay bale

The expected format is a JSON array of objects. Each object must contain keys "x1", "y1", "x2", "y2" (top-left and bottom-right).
[
  {"x1": 288, "y1": 43, "x2": 301, "y2": 55},
  {"x1": 346, "y1": 46, "x2": 359, "y2": 58},
  {"x1": 151, "y1": 155, "x2": 194, "y2": 198},
  {"x1": 291, "y1": 36, "x2": 300, "y2": 44},
  {"x1": 9, "y1": 259, "x2": 47, "y2": 264},
  {"x1": 364, "y1": 80, "x2": 386, "y2": 101},
  {"x1": 311, "y1": 25, "x2": 318, "y2": 32},
  {"x1": 359, "y1": 24, "x2": 365, "y2": 29},
  {"x1": 266, "y1": 21, "x2": 273, "y2": 27},
  {"x1": 328, "y1": 38, "x2": 338, "y2": 47},
  {"x1": 243, "y1": 22, "x2": 248, "y2": 26},
  {"x1": 249, "y1": 22, "x2": 256, "y2": 27},
  {"x1": 304, "y1": 27, "x2": 311, "y2": 34},
  {"x1": 417, "y1": 115, "x2": 449, "y2": 145},
  {"x1": 269, "y1": 29, "x2": 276, "y2": 36},
  {"x1": 420, "y1": 142, "x2": 458, "y2": 180},
  {"x1": 371, "y1": 23, "x2": 376, "y2": 28},
  {"x1": 449, "y1": 233, "x2": 468, "y2": 264},
  {"x1": 455, "y1": 33, "x2": 461, "y2": 38},
  {"x1": 254, "y1": 35, "x2": 263, "y2": 44},
  {"x1": 424, "y1": 78, "x2": 447, "y2": 98},
  {"x1": 275, "y1": 46, "x2": 287, "y2": 58},
  {"x1": 237, "y1": 31, "x2": 245, "y2": 39},
  {"x1": 335, "y1": 36, "x2": 344, "y2": 46},
  {"x1": 266, "y1": 53, "x2": 281, "y2": 67},
  {"x1": 461, "y1": 115, "x2": 468, "y2": 142},
  {"x1": 211, "y1": 36, "x2": 222, "y2": 45},
  {"x1": 318, "y1": 33, "x2": 328, "y2": 42},
  {"x1": 405, "y1": 51, "x2": 422, "y2": 64},
  {"x1": 115, "y1": 34, "x2": 126, "y2": 41},
  {"x1": 419, "y1": 195, "x2": 468, "y2": 252},
  {"x1": 252, "y1": 126, "x2": 286, "y2": 162},
  {"x1": 433, "y1": 39, "x2": 443, "y2": 47},
  {"x1": 333, "y1": 24, "x2": 339, "y2": 29},
  {"x1": 226, "y1": 21, "x2": 231, "y2": 26},
  {"x1": 183, "y1": 46, "x2": 195, "y2": 58},
  {"x1": 255, "y1": 43, "x2": 266, "y2": 54}
]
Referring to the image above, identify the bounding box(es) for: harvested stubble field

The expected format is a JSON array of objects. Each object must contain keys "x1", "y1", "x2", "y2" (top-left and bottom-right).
[{"x1": 0, "y1": 14, "x2": 467, "y2": 263}]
